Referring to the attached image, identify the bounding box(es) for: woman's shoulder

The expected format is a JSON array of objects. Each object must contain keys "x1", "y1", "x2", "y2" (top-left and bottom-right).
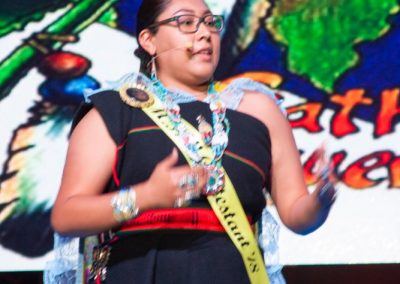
[
  {"x1": 219, "y1": 78, "x2": 286, "y2": 128},
  {"x1": 218, "y1": 77, "x2": 285, "y2": 114}
]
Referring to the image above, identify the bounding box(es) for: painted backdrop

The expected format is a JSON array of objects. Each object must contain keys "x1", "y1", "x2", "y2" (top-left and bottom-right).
[{"x1": 0, "y1": 0, "x2": 399, "y2": 271}]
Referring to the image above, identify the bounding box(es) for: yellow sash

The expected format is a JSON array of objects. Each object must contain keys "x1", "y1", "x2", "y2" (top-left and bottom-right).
[{"x1": 141, "y1": 92, "x2": 270, "y2": 284}]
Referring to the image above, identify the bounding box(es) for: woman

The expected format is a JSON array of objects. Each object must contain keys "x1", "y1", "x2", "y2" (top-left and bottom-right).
[{"x1": 51, "y1": 0, "x2": 336, "y2": 283}]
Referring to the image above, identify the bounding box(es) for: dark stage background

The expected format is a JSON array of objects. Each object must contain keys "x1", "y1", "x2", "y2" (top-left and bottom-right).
[{"x1": 1, "y1": 265, "x2": 400, "y2": 284}]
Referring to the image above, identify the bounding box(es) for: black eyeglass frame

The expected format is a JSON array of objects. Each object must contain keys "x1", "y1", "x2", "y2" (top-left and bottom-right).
[{"x1": 147, "y1": 14, "x2": 224, "y2": 34}]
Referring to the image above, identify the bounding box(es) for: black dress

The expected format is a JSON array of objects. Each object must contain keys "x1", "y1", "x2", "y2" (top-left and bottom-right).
[{"x1": 83, "y1": 88, "x2": 273, "y2": 284}]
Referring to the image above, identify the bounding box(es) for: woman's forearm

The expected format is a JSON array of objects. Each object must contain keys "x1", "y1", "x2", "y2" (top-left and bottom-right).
[
  {"x1": 51, "y1": 182, "x2": 153, "y2": 237},
  {"x1": 51, "y1": 192, "x2": 118, "y2": 237},
  {"x1": 286, "y1": 189, "x2": 332, "y2": 235}
]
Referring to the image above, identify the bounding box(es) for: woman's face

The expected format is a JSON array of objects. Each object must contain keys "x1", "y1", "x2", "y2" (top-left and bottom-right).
[{"x1": 152, "y1": 0, "x2": 221, "y2": 85}]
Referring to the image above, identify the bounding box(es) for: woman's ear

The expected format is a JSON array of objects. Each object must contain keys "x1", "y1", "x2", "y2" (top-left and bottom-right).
[{"x1": 138, "y1": 29, "x2": 156, "y2": 56}]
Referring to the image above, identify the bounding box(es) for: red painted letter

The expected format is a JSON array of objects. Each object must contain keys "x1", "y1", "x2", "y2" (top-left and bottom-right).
[
  {"x1": 342, "y1": 151, "x2": 392, "y2": 189},
  {"x1": 330, "y1": 89, "x2": 373, "y2": 137},
  {"x1": 375, "y1": 89, "x2": 400, "y2": 137},
  {"x1": 287, "y1": 103, "x2": 323, "y2": 132}
]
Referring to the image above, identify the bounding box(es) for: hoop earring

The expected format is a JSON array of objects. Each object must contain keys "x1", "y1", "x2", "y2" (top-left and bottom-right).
[{"x1": 149, "y1": 57, "x2": 157, "y2": 81}]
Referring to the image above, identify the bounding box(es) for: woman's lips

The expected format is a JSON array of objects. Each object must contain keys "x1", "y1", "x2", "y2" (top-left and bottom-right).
[{"x1": 192, "y1": 47, "x2": 213, "y2": 61}]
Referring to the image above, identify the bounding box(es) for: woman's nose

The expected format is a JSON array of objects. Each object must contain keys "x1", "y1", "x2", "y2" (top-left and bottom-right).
[{"x1": 196, "y1": 22, "x2": 211, "y2": 40}]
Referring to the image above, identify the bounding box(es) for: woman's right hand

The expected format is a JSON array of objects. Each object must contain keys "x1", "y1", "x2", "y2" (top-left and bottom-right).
[{"x1": 136, "y1": 148, "x2": 209, "y2": 210}]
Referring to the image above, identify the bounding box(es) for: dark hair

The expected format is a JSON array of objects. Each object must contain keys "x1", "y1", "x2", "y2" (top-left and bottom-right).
[{"x1": 134, "y1": 0, "x2": 171, "y2": 76}]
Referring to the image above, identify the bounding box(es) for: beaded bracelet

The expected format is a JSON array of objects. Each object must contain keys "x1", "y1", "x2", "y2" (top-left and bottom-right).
[{"x1": 111, "y1": 187, "x2": 139, "y2": 223}]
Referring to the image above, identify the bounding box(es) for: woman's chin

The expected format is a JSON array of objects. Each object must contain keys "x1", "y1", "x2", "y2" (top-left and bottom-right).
[
  {"x1": 193, "y1": 75, "x2": 214, "y2": 85},
  {"x1": 189, "y1": 70, "x2": 216, "y2": 83}
]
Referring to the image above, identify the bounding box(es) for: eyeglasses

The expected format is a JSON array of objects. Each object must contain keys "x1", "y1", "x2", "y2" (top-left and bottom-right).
[{"x1": 148, "y1": 14, "x2": 224, "y2": 34}]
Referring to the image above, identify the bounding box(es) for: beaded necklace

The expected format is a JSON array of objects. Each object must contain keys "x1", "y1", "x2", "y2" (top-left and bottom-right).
[{"x1": 152, "y1": 79, "x2": 230, "y2": 194}]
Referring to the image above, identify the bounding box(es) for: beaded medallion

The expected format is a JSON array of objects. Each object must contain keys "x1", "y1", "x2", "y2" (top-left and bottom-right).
[{"x1": 119, "y1": 82, "x2": 154, "y2": 108}]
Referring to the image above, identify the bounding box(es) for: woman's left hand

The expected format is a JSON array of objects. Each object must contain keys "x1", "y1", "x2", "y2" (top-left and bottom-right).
[{"x1": 314, "y1": 145, "x2": 338, "y2": 208}]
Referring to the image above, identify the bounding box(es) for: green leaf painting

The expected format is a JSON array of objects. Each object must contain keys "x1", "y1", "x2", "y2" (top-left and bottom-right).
[
  {"x1": 0, "y1": 0, "x2": 80, "y2": 37},
  {"x1": 268, "y1": 0, "x2": 400, "y2": 92}
]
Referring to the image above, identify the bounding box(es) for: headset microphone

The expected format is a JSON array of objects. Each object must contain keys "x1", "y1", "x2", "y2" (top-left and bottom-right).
[
  {"x1": 153, "y1": 42, "x2": 194, "y2": 60},
  {"x1": 185, "y1": 41, "x2": 193, "y2": 51}
]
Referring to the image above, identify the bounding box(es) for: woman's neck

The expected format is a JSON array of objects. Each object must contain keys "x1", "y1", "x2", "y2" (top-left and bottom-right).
[{"x1": 157, "y1": 75, "x2": 210, "y2": 101}]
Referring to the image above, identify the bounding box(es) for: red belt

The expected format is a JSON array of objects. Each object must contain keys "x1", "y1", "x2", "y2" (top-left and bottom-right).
[{"x1": 116, "y1": 208, "x2": 253, "y2": 235}]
